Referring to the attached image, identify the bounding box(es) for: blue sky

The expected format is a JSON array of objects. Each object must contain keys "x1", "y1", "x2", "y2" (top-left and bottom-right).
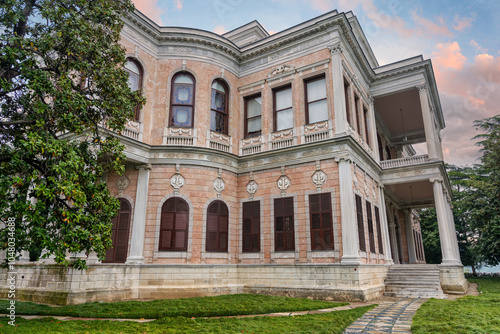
[{"x1": 133, "y1": 0, "x2": 500, "y2": 166}]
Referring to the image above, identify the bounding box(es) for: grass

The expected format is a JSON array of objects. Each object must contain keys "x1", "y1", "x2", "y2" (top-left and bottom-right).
[
  {"x1": 0, "y1": 294, "x2": 346, "y2": 319},
  {"x1": 0, "y1": 305, "x2": 375, "y2": 333},
  {"x1": 412, "y1": 277, "x2": 500, "y2": 334}
]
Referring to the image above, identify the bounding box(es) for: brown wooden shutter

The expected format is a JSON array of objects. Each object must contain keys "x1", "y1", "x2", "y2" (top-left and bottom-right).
[
  {"x1": 355, "y1": 195, "x2": 366, "y2": 252},
  {"x1": 374, "y1": 206, "x2": 383, "y2": 254},
  {"x1": 206, "y1": 201, "x2": 228, "y2": 252},
  {"x1": 243, "y1": 201, "x2": 260, "y2": 252},
  {"x1": 274, "y1": 197, "x2": 295, "y2": 251},
  {"x1": 159, "y1": 198, "x2": 189, "y2": 251},
  {"x1": 104, "y1": 199, "x2": 131, "y2": 263},
  {"x1": 366, "y1": 201, "x2": 376, "y2": 253},
  {"x1": 309, "y1": 193, "x2": 334, "y2": 250}
]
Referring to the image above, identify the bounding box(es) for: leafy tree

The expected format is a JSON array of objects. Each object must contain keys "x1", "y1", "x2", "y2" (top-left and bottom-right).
[
  {"x1": 419, "y1": 208, "x2": 441, "y2": 264},
  {"x1": 474, "y1": 116, "x2": 500, "y2": 266},
  {"x1": 0, "y1": 0, "x2": 144, "y2": 269}
]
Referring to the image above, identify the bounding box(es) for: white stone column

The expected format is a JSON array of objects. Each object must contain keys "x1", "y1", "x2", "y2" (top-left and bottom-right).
[
  {"x1": 417, "y1": 84, "x2": 439, "y2": 160},
  {"x1": 404, "y1": 210, "x2": 417, "y2": 264},
  {"x1": 336, "y1": 156, "x2": 361, "y2": 264},
  {"x1": 431, "y1": 178, "x2": 461, "y2": 265},
  {"x1": 445, "y1": 192, "x2": 461, "y2": 262},
  {"x1": 126, "y1": 163, "x2": 151, "y2": 264},
  {"x1": 368, "y1": 95, "x2": 379, "y2": 163},
  {"x1": 329, "y1": 43, "x2": 348, "y2": 135},
  {"x1": 378, "y1": 185, "x2": 393, "y2": 264},
  {"x1": 388, "y1": 220, "x2": 400, "y2": 264}
]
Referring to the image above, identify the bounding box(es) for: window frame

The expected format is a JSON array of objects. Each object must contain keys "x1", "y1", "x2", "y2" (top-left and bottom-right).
[
  {"x1": 206, "y1": 200, "x2": 229, "y2": 252},
  {"x1": 242, "y1": 201, "x2": 260, "y2": 253},
  {"x1": 103, "y1": 198, "x2": 131, "y2": 263},
  {"x1": 366, "y1": 200, "x2": 376, "y2": 253},
  {"x1": 169, "y1": 71, "x2": 196, "y2": 128},
  {"x1": 274, "y1": 197, "x2": 295, "y2": 252},
  {"x1": 309, "y1": 192, "x2": 334, "y2": 251},
  {"x1": 273, "y1": 84, "x2": 293, "y2": 132},
  {"x1": 374, "y1": 206, "x2": 384, "y2": 254},
  {"x1": 210, "y1": 79, "x2": 229, "y2": 135},
  {"x1": 363, "y1": 105, "x2": 370, "y2": 145},
  {"x1": 354, "y1": 94, "x2": 361, "y2": 134},
  {"x1": 244, "y1": 93, "x2": 262, "y2": 138},
  {"x1": 344, "y1": 80, "x2": 352, "y2": 127},
  {"x1": 304, "y1": 74, "x2": 328, "y2": 125},
  {"x1": 355, "y1": 194, "x2": 366, "y2": 252},
  {"x1": 159, "y1": 197, "x2": 189, "y2": 252},
  {"x1": 124, "y1": 58, "x2": 143, "y2": 122}
]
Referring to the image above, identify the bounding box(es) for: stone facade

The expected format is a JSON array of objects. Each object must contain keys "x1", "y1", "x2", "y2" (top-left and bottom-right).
[{"x1": 0, "y1": 9, "x2": 468, "y2": 304}]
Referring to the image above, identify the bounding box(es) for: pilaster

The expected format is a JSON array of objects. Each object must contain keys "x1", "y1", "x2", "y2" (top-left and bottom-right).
[
  {"x1": 336, "y1": 155, "x2": 361, "y2": 264},
  {"x1": 329, "y1": 43, "x2": 348, "y2": 135},
  {"x1": 378, "y1": 185, "x2": 393, "y2": 264},
  {"x1": 404, "y1": 209, "x2": 417, "y2": 264},
  {"x1": 127, "y1": 163, "x2": 152, "y2": 264}
]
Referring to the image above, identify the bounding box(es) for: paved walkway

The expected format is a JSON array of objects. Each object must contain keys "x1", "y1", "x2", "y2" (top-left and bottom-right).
[{"x1": 343, "y1": 297, "x2": 427, "y2": 334}]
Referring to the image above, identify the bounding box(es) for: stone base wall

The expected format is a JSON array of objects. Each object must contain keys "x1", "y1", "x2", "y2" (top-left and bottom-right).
[
  {"x1": 439, "y1": 264, "x2": 469, "y2": 294},
  {"x1": 0, "y1": 263, "x2": 390, "y2": 305}
]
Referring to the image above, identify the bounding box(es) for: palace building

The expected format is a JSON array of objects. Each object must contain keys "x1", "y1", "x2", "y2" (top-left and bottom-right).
[{"x1": 1, "y1": 9, "x2": 468, "y2": 304}]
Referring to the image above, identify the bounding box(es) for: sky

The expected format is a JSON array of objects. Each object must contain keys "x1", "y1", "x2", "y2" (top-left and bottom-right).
[{"x1": 131, "y1": 0, "x2": 499, "y2": 166}]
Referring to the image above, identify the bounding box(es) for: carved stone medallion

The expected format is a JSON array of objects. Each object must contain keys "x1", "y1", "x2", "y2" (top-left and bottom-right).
[
  {"x1": 311, "y1": 170, "x2": 327, "y2": 188},
  {"x1": 277, "y1": 175, "x2": 291, "y2": 191},
  {"x1": 246, "y1": 180, "x2": 258, "y2": 195},
  {"x1": 116, "y1": 176, "x2": 130, "y2": 193},
  {"x1": 170, "y1": 174, "x2": 185, "y2": 190},
  {"x1": 213, "y1": 177, "x2": 225, "y2": 193}
]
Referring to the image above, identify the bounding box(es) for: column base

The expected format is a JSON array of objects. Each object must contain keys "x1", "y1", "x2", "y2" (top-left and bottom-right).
[
  {"x1": 341, "y1": 256, "x2": 363, "y2": 265},
  {"x1": 126, "y1": 256, "x2": 145, "y2": 264},
  {"x1": 439, "y1": 264, "x2": 468, "y2": 295}
]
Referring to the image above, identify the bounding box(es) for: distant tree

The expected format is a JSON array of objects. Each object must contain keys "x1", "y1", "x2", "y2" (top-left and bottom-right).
[
  {"x1": 0, "y1": 0, "x2": 144, "y2": 269},
  {"x1": 419, "y1": 208, "x2": 441, "y2": 264}
]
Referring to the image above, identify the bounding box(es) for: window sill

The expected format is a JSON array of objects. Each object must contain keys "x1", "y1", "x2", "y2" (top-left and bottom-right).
[
  {"x1": 203, "y1": 252, "x2": 229, "y2": 259},
  {"x1": 155, "y1": 251, "x2": 188, "y2": 258}
]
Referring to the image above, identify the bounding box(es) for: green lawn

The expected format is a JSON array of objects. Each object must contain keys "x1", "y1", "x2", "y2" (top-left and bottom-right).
[
  {"x1": 0, "y1": 294, "x2": 346, "y2": 319},
  {"x1": 412, "y1": 277, "x2": 500, "y2": 334},
  {"x1": 0, "y1": 294, "x2": 375, "y2": 334},
  {"x1": 0, "y1": 305, "x2": 374, "y2": 334}
]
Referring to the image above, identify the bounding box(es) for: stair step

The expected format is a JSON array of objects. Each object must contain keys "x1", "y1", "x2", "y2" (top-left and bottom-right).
[{"x1": 384, "y1": 264, "x2": 444, "y2": 298}]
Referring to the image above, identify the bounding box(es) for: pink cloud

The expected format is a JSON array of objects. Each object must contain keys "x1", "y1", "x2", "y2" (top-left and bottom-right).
[
  {"x1": 411, "y1": 11, "x2": 453, "y2": 37},
  {"x1": 173, "y1": 0, "x2": 183, "y2": 11},
  {"x1": 432, "y1": 42, "x2": 466, "y2": 71},
  {"x1": 132, "y1": 0, "x2": 166, "y2": 25},
  {"x1": 453, "y1": 13, "x2": 476, "y2": 32},
  {"x1": 213, "y1": 24, "x2": 227, "y2": 35},
  {"x1": 470, "y1": 40, "x2": 488, "y2": 54}
]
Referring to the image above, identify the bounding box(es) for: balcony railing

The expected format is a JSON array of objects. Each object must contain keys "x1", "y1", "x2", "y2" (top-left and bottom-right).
[{"x1": 380, "y1": 154, "x2": 430, "y2": 169}]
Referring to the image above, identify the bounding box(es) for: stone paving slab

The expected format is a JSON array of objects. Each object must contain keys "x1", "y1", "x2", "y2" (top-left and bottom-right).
[{"x1": 343, "y1": 297, "x2": 428, "y2": 334}]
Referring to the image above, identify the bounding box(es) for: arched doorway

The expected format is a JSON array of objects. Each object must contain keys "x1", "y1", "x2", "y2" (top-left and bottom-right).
[{"x1": 104, "y1": 198, "x2": 131, "y2": 263}]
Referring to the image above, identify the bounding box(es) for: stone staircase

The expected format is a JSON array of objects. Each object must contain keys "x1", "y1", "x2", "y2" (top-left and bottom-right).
[{"x1": 384, "y1": 264, "x2": 446, "y2": 299}]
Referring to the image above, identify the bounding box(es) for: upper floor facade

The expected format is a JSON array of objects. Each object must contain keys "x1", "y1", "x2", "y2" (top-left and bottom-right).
[{"x1": 117, "y1": 9, "x2": 445, "y2": 174}]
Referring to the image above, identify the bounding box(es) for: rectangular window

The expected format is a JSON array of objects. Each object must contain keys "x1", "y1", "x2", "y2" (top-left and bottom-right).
[
  {"x1": 245, "y1": 94, "x2": 262, "y2": 138},
  {"x1": 363, "y1": 106, "x2": 370, "y2": 145},
  {"x1": 366, "y1": 201, "x2": 376, "y2": 253},
  {"x1": 355, "y1": 194, "x2": 366, "y2": 252},
  {"x1": 305, "y1": 76, "x2": 328, "y2": 124},
  {"x1": 354, "y1": 94, "x2": 361, "y2": 134},
  {"x1": 344, "y1": 80, "x2": 351, "y2": 127},
  {"x1": 242, "y1": 201, "x2": 260, "y2": 252},
  {"x1": 309, "y1": 193, "x2": 334, "y2": 250},
  {"x1": 374, "y1": 206, "x2": 383, "y2": 254},
  {"x1": 273, "y1": 85, "x2": 293, "y2": 132},
  {"x1": 274, "y1": 197, "x2": 295, "y2": 251}
]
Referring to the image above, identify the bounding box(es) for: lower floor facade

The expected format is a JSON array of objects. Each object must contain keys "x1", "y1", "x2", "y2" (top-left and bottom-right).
[{"x1": 0, "y1": 137, "x2": 468, "y2": 304}]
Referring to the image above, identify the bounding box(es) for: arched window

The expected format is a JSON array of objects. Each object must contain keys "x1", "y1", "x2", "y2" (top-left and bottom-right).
[
  {"x1": 124, "y1": 58, "x2": 143, "y2": 121},
  {"x1": 206, "y1": 200, "x2": 228, "y2": 252},
  {"x1": 159, "y1": 197, "x2": 189, "y2": 251},
  {"x1": 210, "y1": 79, "x2": 229, "y2": 134},
  {"x1": 104, "y1": 198, "x2": 131, "y2": 263},
  {"x1": 170, "y1": 72, "x2": 195, "y2": 128}
]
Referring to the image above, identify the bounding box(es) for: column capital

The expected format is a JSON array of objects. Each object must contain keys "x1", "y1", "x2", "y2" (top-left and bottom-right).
[
  {"x1": 328, "y1": 42, "x2": 343, "y2": 55},
  {"x1": 368, "y1": 94, "x2": 375, "y2": 104},
  {"x1": 429, "y1": 176, "x2": 444, "y2": 184},
  {"x1": 335, "y1": 154, "x2": 352, "y2": 164},
  {"x1": 136, "y1": 163, "x2": 152, "y2": 170},
  {"x1": 416, "y1": 84, "x2": 428, "y2": 94}
]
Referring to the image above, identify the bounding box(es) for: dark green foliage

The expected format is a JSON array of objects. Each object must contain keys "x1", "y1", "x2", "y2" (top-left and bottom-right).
[
  {"x1": 419, "y1": 208, "x2": 441, "y2": 264},
  {"x1": 0, "y1": 0, "x2": 144, "y2": 269}
]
